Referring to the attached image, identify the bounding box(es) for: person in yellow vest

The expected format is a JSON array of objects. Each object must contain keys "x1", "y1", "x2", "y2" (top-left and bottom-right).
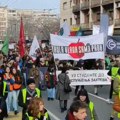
[
  {"x1": 73, "y1": 88, "x2": 98, "y2": 120},
  {"x1": 24, "y1": 97, "x2": 51, "y2": 120},
  {"x1": 109, "y1": 68, "x2": 120, "y2": 120},
  {"x1": 0, "y1": 73, "x2": 8, "y2": 120},
  {"x1": 107, "y1": 61, "x2": 120, "y2": 103},
  {"x1": 18, "y1": 78, "x2": 41, "y2": 120}
]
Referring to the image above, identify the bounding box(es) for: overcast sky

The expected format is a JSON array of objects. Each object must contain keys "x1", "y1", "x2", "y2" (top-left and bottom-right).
[{"x1": 0, "y1": 0, "x2": 60, "y2": 13}]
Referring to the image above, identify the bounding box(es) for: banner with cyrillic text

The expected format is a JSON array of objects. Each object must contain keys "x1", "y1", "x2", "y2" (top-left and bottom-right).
[
  {"x1": 56, "y1": 70, "x2": 111, "y2": 85},
  {"x1": 50, "y1": 33, "x2": 104, "y2": 61}
]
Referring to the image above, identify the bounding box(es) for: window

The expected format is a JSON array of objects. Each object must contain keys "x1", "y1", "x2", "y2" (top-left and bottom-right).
[
  {"x1": 63, "y1": 19, "x2": 67, "y2": 22},
  {"x1": 63, "y1": 2, "x2": 67, "y2": 10},
  {"x1": 70, "y1": 18, "x2": 72, "y2": 25},
  {"x1": 96, "y1": 12, "x2": 100, "y2": 21},
  {"x1": 109, "y1": 10, "x2": 113, "y2": 20}
]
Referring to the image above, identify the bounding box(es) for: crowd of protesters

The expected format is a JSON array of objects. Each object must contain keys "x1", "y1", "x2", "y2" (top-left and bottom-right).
[{"x1": 0, "y1": 43, "x2": 120, "y2": 120}]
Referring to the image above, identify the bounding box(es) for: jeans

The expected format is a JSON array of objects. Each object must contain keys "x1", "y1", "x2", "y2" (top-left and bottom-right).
[
  {"x1": 6, "y1": 91, "x2": 13, "y2": 113},
  {"x1": 47, "y1": 87, "x2": 55, "y2": 99},
  {"x1": 6, "y1": 90, "x2": 20, "y2": 112},
  {"x1": 13, "y1": 90, "x2": 20, "y2": 111}
]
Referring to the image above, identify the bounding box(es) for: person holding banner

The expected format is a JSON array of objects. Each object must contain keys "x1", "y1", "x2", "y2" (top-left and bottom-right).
[
  {"x1": 56, "y1": 67, "x2": 71, "y2": 113},
  {"x1": 73, "y1": 88, "x2": 98, "y2": 120}
]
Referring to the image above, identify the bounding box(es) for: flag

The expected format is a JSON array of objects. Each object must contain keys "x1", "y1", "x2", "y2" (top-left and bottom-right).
[
  {"x1": 106, "y1": 36, "x2": 120, "y2": 55},
  {"x1": 93, "y1": 24, "x2": 114, "y2": 36},
  {"x1": 76, "y1": 27, "x2": 83, "y2": 36},
  {"x1": 59, "y1": 21, "x2": 70, "y2": 36},
  {"x1": 1, "y1": 34, "x2": 9, "y2": 56},
  {"x1": 19, "y1": 17, "x2": 25, "y2": 58},
  {"x1": 29, "y1": 35, "x2": 40, "y2": 60}
]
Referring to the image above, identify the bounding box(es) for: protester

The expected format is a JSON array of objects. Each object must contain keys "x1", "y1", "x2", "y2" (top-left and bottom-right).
[
  {"x1": 56, "y1": 67, "x2": 71, "y2": 113},
  {"x1": 18, "y1": 78, "x2": 41, "y2": 120},
  {"x1": 109, "y1": 68, "x2": 120, "y2": 120},
  {"x1": 0, "y1": 73, "x2": 8, "y2": 120},
  {"x1": 45, "y1": 65, "x2": 57, "y2": 101},
  {"x1": 73, "y1": 88, "x2": 98, "y2": 120},
  {"x1": 65, "y1": 100, "x2": 87, "y2": 120},
  {"x1": 12, "y1": 67, "x2": 22, "y2": 114},
  {"x1": 29, "y1": 63, "x2": 40, "y2": 88},
  {"x1": 3, "y1": 66, "x2": 15, "y2": 115},
  {"x1": 107, "y1": 61, "x2": 120, "y2": 103},
  {"x1": 24, "y1": 97, "x2": 51, "y2": 120}
]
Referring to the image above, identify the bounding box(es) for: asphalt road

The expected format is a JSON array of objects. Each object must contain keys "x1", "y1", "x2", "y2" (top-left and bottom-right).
[{"x1": 5, "y1": 85, "x2": 119, "y2": 120}]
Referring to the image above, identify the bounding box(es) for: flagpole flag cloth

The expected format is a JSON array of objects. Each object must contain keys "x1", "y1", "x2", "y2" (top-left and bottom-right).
[
  {"x1": 1, "y1": 34, "x2": 9, "y2": 56},
  {"x1": 29, "y1": 35, "x2": 40, "y2": 60},
  {"x1": 19, "y1": 17, "x2": 25, "y2": 58},
  {"x1": 93, "y1": 24, "x2": 114, "y2": 36},
  {"x1": 59, "y1": 21, "x2": 70, "y2": 36},
  {"x1": 50, "y1": 33, "x2": 105, "y2": 61}
]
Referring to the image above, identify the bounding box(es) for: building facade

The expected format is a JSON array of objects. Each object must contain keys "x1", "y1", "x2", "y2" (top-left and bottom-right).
[
  {"x1": 60, "y1": 0, "x2": 120, "y2": 35},
  {"x1": 0, "y1": 6, "x2": 8, "y2": 40}
]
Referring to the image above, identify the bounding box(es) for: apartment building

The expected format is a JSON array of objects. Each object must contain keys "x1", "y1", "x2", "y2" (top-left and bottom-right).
[
  {"x1": 60, "y1": 0, "x2": 120, "y2": 35},
  {"x1": 0, "y1": 6, "x2": 8, "y2": 40}
]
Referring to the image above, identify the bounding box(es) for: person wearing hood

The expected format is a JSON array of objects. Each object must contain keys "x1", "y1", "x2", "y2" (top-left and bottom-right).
[
  {"x1": 0, "y1": 73, "x2": 8, "y2": 120},
  {"x1": 18, "y1": 78, "x2": 41, "y2": 120},
  {"x1": 73, "y1": 88, "x2": 98, "y2": 120}
]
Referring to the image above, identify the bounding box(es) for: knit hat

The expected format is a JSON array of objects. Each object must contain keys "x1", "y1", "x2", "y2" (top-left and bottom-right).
[{"x1": 27, "y1": 78, "x2": 35, "y2": 85}]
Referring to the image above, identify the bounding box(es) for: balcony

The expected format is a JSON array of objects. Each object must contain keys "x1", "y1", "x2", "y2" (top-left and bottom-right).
[
  {"x1": 72, "y1": 4, "x2": 80, "y2": 13},
  {"x1": 71, "y1": 24, "x2": 80, "y2": 31},
  {"x1": 102, "y1": 0, "x2": 113, "y2": 5},
  {"x1": 115, "y1": 19, "x2": 120, "y2": 27},
  {"x1": 115, "y1": 0, "x2": 120, "y2": 2},
  {"x1": 80, "y1": 23, "x2": 90, "y2": 29},
  {"x1": 109, "y1": 19, "x2": 113, "y2": 25},
  {"x1": 81, "y1": 2, "x2": 89, "y2": 10},
  {"x1": 91, "y1": 0, "x2": 101, "y2": 8}
]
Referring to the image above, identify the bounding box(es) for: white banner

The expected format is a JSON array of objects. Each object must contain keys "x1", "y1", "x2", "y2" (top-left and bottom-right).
[
  {"x1": 56, "y1": 70, "x2": 111, "y2": 85},
  {"x1": 50, "y1": 33, "x2": 104, "y2": 61}
]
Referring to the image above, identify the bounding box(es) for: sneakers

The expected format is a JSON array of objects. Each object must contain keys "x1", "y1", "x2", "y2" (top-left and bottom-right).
[{"x1": 106, "y1": 99, "x2": 113, "y2": 104}]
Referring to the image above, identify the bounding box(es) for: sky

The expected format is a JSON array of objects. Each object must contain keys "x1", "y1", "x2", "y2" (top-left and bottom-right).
[{"x1": 0, "y1": 0, "x2": 60, "y2": 13}]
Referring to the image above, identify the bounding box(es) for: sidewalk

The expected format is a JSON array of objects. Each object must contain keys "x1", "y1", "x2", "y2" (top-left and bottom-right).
[{"x1": 4, "y1": 112, "x2": 22, "y2": 120}]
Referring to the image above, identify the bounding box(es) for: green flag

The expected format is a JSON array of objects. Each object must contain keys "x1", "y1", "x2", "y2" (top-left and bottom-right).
[{"x1": 1, "y1": 35, "x2": 9, "y2": 56}]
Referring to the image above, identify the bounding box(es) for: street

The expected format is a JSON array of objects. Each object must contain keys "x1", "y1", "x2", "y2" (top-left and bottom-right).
[{"x1": 5, "y1": 85, "x2": 119, "y2": 120}]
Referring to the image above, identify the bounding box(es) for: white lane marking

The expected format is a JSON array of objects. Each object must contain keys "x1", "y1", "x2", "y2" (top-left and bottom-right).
[
  {"x1": 71, "y1": 86, "x2": 113, "y2": 104},
  {"x1": 47, "y1": 109, "x2": 61, "y2": 120},
  {"x1": 88, "y1": 92, "x2": 113, "y2": 104}
]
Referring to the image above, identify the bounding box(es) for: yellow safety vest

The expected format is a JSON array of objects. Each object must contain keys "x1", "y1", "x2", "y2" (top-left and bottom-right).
[
  {"x1": 3, "y1": 82, "x2": 7, "y2": 96},
  {"x1": 22, "y1": 88, "x2": 41, "y2": 103},
  {"x1": 118, "y1": 92, "x2": 120, "y2": 118},
  {"x1": 111, "y1": 67, "x2": 119, "y2": 80},
  {"x1": 89, "y1": 101, "x2": 94, "y2": 120},
  {"x1": 26, "y1": 111, "x2": 49, "y2": 120}
]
